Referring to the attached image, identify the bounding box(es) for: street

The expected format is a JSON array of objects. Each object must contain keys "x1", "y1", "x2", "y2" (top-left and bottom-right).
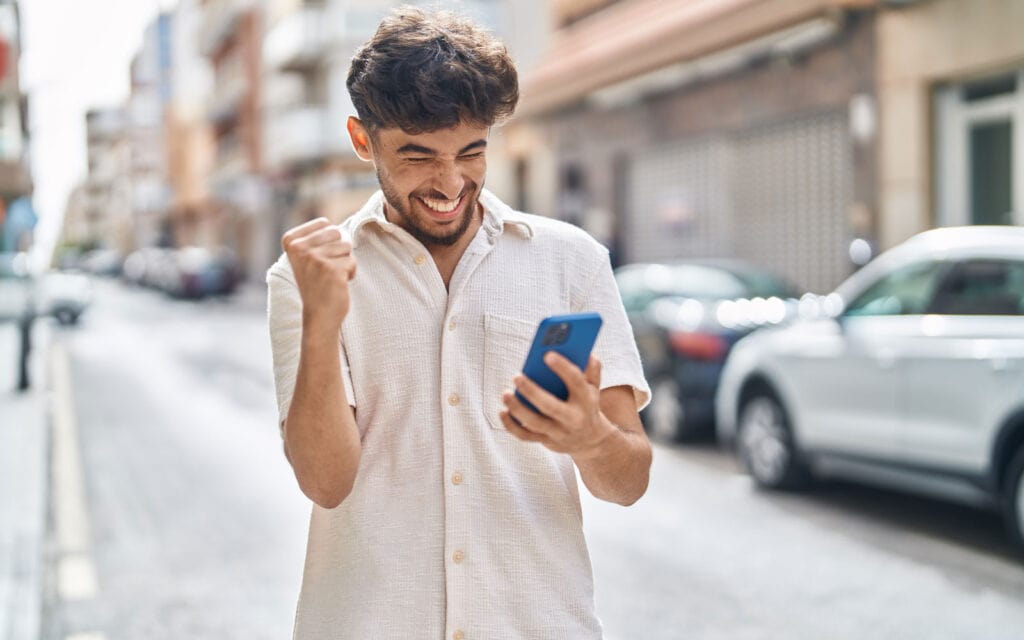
[{"x1": 41, "y1": 280, "x2": 1024, "y2": 640}]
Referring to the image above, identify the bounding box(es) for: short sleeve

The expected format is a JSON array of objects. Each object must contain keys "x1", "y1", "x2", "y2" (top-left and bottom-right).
[
  {"x1": 577, "y1": 248, "x2": 651, "y2": 411},
  {"x1": 266, "y1": 254, "x2": 356, "y2": 437}
]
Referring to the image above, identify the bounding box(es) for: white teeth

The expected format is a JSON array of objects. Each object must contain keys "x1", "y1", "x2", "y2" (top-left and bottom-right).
[{"x1": 421, "y1": 196, "x2": 460, "y2": 213}]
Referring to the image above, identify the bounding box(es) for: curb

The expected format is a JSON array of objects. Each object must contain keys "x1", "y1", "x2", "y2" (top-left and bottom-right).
[{"x1": 0, "y1": 322, "x2": 50, "y2": 640}]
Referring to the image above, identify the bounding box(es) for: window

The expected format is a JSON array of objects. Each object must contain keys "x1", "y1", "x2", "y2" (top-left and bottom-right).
[
  {"x1": 844, "y1": 261, "x2": 946, "y2": 317},
  {"x1": 928, "y1": 259, "x2": 1024, "y2": 316},
  {"x1": 934, "y1": 68, "x2": 1024, "y2": 227}
]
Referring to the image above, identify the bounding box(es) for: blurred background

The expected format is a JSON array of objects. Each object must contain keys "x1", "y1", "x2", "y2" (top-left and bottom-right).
[{"x1": 2, "y1": 0, "x2": 1024, "y2": 639}]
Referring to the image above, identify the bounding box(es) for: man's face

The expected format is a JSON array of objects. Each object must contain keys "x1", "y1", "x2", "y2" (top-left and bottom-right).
[{"x1": 363, "y1": 121, "x2": 489, "y2": 248}]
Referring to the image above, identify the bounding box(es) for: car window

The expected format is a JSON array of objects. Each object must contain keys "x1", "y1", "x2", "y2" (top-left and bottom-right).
[
  {"x1": 727, "y1": 269, "x2": 799, "y2": 299},
  {"x1": 927, "y1": 259, "x2": 1024, "y2": 316},
  {"x1": 614, "y1": 267, "x2": 654, "y2": 314},
  {"x1": 843, "y1": 261, "x2": 946, "y2": 317}
]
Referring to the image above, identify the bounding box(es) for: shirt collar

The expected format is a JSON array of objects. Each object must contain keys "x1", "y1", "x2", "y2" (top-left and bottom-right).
[{"x1": 347, "y1": 188, "x2": 534, "y2": 247}]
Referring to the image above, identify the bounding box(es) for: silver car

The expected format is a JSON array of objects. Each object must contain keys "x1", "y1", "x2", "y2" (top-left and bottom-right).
[{"x1": 716, "y1": 226, "x2": 1024, "y2": 550}]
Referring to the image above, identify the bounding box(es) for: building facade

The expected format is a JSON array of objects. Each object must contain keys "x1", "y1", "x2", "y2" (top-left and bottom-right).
[
  {"x1": 0, "y1": 0, "x2": 32, "y2": 252},
  {"x1": 200, "y1": 0, "x2": 266, "y2": 280},
  {"x1": 129, "y1": 13, "x2": 175, "y2": 250},
  {"x1": 876, "y1": 0, "x2": 1024, "y2": 248},
  {"x1": 61, "y1": 108, "x2": 134, "y2": 255},
  {"x1": 518, "y1": 0, "x2": 1024, "y2": 294},
  {"x1": 519, "y1": 0, "x2": 879, "y2": 294}
]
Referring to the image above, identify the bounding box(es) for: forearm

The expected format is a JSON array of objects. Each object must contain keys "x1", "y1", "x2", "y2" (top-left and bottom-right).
[
  {"x1": 284, "y1": 319, "x2": 361, "y2": 509},
  {"x1": 573, "y1": 414, "x2": 652, "y2": 506}
]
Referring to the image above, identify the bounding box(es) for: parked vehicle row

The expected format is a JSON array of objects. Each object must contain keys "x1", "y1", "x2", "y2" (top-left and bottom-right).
[
  {"x1": 619, "y1": 226, "x2": 1024, "y2": 553},
  {"x1": 122, "y1": 246, "x2": 241, "y2": 299}
]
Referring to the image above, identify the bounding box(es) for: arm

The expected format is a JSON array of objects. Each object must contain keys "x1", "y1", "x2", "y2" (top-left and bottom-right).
[
  {"x1": 277, "y1": 218, "x2": 360, "y2": 509},
  {"x1": 500, "y1": 354, "x2": 652, "y2": 506}
]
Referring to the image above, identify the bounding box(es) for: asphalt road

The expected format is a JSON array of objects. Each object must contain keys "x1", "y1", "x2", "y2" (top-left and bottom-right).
[{"x1": 42, "y1": 279, "x2": 1024, "y2": 640}]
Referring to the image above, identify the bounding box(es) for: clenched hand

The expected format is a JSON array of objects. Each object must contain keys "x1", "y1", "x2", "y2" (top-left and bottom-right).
[{"x1": 282, "y1": 217, "x2": 357, "y2": 331}]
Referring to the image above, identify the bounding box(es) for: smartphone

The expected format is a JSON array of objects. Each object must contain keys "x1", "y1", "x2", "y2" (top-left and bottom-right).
[{"x1": 516, "y1": 312, "x2": 603, "y2": 414}]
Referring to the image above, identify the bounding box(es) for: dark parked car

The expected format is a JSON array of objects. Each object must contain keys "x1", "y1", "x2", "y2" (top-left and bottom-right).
[{"x1": 615, "y1": 260, "x2": 800, "y2": 442}]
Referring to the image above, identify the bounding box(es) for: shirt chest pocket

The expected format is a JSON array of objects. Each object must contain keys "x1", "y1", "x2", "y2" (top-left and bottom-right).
[{"x1": 482, "y1": 313, "x2": 536, "y2": 430}]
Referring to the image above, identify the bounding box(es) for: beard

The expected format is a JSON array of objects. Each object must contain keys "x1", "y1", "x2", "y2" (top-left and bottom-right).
[{"x1": 377, "y1": 167, "x2": 481, "y2": 248}]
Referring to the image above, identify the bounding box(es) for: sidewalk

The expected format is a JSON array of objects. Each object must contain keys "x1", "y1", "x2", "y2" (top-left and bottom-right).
[{"x1": 0, "y1": 321, "x2": 50, "y2": 640}]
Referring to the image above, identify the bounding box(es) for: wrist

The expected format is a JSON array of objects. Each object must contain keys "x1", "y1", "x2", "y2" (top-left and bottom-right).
[
  {"x1": 302, "y1": 312, "x2": 342, "y2": 342},
  {"x1": 572, "y1": 415, "x2": 620, "y2": 461}
]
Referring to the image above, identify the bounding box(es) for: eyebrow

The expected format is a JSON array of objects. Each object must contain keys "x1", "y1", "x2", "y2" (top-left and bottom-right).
[{"x1": 396, "y1": 139, "x2": 488, "y2": 155}]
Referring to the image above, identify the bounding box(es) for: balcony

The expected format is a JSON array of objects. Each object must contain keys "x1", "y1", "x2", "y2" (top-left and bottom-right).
[
  {"x1": 265, "y1": 105, "x2": 328, "y2": 168},
  {"x1": 263, "y1": 5, "x2": 327, "y2": 73},
  {"x1": 200, "y1": 0, "x2": 255, "y2": 57},
  {"x1": 208, "y1": 59, "x2": 247, "y2": 125}
]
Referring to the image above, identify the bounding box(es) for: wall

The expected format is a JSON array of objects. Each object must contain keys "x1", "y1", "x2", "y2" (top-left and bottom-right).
[{"x1": 876, "y1": 0, "x2": 1024, "y2": 248}]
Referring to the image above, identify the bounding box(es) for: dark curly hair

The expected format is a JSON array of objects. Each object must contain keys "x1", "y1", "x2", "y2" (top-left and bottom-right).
[{"x1": 346, "y1": 6, "x2": 519, "y2": 134}]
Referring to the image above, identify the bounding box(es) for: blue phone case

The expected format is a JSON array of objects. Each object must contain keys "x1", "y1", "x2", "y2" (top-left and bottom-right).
[{"x1": 516, "y1": 312, "x2": 603, "y2": 414}]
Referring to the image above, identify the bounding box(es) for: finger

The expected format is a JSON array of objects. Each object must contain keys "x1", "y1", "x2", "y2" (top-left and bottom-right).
[
  {"x1": 282, "y1": 217, "x2": 332, "y2": 248},
  {"x1": 296, "y1": 226, "x2": 348, "y2": 250},
  {"x1": 584, "y1": 356, "x2": 602, "y2": 388},
  {"x1": 543, "y1": 351, "x2": 591, "y2": 398},
  {"x1": 501, "y1": 391, "x2": 557, "y2": 436},
  {"x1": 512, "y1": 374, "x2": 569, "y2": 422},
  {"x1": 499, "y1": 410, "x2": 549, "y2": 444},
  {"x1": 347, "y1": 259, "x2": 357, "y2": 281},
  {"x1": 321, "y1": 255, "x2": 357, "y2": 281}
]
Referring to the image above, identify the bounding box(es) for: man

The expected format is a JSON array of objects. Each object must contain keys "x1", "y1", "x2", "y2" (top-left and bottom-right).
[{"x1": 267, "y1": 7, "x2": 651, "y2": 639}]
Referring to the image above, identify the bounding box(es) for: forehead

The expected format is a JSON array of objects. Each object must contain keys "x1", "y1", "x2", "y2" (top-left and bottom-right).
[{"x1": 376, "y1": 122, "x2": 490, "y2": 152}]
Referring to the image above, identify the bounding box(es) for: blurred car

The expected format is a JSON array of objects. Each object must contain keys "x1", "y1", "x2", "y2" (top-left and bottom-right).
[
  {"x1": 715, "y1": 226, "x2": 1024, "y2": 550},
  {"x1": 169, "y1": 247, "x2": 240, "y2": 298},
  {"x1": 37, "y1": 271, "x2": 93, "y2": 325},
  {"x1": 0, "y1": 253, "x2": 93, "y2": 326},
  {"x1": 614, "y1": 260, "x2": 801, "y2": 442}
]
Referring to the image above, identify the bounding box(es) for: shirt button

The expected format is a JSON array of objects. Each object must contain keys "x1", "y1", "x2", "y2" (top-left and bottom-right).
[
  {"x1": 453, "y1": 550, "x2": 465, "y2": 564},
  {"x1": 451, "y1": 472, "x2": 463, "y2": 485},
  {"x1": 448, "y1": 393, "x2": 460, "y2": 406},
  {"x1": 414, "y1": 254, "x2": 426, "y2": 265},
  {"x1": 448, "y1": 319, "x2": 456, "y2": 331},
  {"x1": 453, "y1": 632, "x2": 465, "y2": 640}
]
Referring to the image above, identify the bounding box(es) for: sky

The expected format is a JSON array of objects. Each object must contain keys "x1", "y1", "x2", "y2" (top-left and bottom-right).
[{"x1": 20, "y1": 0, "x2": 173, "y2": 263}]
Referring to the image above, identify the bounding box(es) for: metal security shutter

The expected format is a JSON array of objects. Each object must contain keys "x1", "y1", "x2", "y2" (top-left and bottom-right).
[
  {"x1": 733, "y1": 111, "x2": 853, "y2": 294},
  {"x1": 624, "y1": 111, "x2": 852, "y2": 293},
  {"x1": 627, "y1": 137, "x2": 734, "y2": 263}
]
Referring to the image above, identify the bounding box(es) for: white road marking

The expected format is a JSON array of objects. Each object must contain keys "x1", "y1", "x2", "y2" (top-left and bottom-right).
[{"x1": 50, "y1": 344, "x2": 98, "y2": 601}]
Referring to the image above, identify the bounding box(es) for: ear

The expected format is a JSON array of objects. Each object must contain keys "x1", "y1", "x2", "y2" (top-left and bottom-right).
[{"x1": 347, "y1": 116, "x2": 373, "y2": 161}]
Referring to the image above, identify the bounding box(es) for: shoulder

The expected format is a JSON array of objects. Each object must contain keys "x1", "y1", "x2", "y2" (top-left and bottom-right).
[{"x1": 510, "y1": 211, "x2": 610, "y2": 269}]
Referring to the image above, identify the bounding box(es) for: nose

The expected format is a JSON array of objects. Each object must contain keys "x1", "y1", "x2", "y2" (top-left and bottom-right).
[{"x1": 433, "y1": 159, "x2": 465, "y2": 200}]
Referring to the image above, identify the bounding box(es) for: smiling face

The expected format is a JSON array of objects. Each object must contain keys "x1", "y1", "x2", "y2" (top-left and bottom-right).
[{"x1": 349, "y1": 118, "x2": 489, "y2": 249}]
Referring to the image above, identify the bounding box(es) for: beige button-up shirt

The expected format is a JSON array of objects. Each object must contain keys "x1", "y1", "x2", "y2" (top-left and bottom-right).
[{"x1": 267, "y1": 189, "x2": 650, "y2": 640}]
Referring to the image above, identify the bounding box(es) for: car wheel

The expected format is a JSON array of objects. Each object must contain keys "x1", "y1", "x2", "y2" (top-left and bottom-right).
[
  {"x1": 1003, "y1": 445, "x2": 1024, "y2": 552},
  {"x1": 737, "y1": 391, "x2": 806, "y2": 489},
  {"x1": 55, "y1": 308, "x2": 78, "y2": 326},
  {"x1": 645, "y1": 376, "x2": 683, "y2": 443}
]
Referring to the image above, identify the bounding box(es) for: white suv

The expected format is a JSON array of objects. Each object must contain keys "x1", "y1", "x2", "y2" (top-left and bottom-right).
[{"x1": 716, "y1": 226, "x2": 1024, "y2": 550}]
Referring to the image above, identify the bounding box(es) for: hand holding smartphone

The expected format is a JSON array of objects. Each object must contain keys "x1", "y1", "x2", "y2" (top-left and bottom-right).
[{"x1": 516, "y1": 312, "x2": 603, "y2": 414}]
